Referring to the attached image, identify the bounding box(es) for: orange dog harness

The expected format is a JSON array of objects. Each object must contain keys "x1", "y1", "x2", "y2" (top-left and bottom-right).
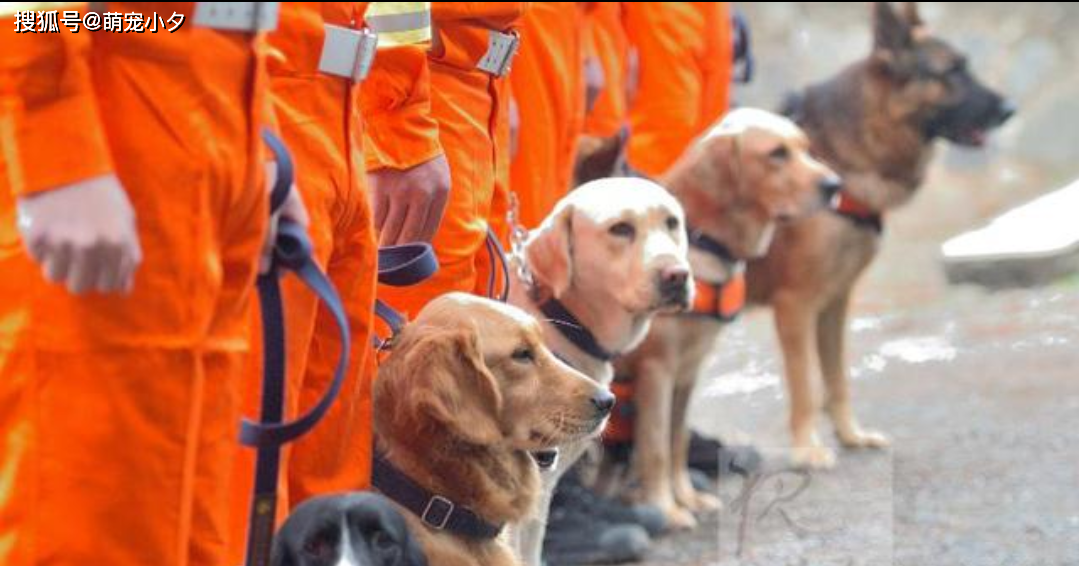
[
  {"x1": 688, "y1": 273, "x2": 746, "y2": 322},
  {"x1": 684, "y1": 227, "x2": 747, "y2": 322}
]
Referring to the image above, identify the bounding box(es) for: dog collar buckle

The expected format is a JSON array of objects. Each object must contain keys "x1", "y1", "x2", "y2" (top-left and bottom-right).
[{"x1": 421, "y1": 495, "x2": 455, "y2": 530}]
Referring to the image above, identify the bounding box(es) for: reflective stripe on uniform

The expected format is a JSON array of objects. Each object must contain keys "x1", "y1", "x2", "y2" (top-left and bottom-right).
[{"x1": 366, "y1": 1, "x2": 430, "y2": 47}]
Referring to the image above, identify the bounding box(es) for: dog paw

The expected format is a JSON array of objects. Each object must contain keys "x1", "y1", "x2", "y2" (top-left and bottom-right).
[
  {"x1": 837, "y1": 428, "x2": 891, "y2": 450},
  {"x1": 790, "y1": 445, "x2": 836, "y2": 470},
  {"x1": 687, "y1": 490, "x2": 723, "y2": 513},
  {"x1": 661, "y1": 504, "x2": 699, "y2": 531}
]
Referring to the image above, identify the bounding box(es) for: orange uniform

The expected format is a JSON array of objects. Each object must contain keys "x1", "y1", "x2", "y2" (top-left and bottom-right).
[
  {"x1": 377, "y1": 2, "x2": 527, "y2": 318},
  {"x1": 509, "y1": 2, "x2": 588, "y2": 229},
  {"x1": 228, "y1": 2, "x2": 438, "y2": 563},
  {"x1": 624, "y1": 2, "x2": 732, "y2": 178},
  {"x1": 582, "y1": 1, "x2": 628, "y2": 139},
  {"x1": 0, "y1": 3, "x2": 270, "y2": 566}
]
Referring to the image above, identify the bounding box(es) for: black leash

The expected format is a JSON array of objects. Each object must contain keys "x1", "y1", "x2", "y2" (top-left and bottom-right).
[
  {"x1": 485, "y1": 228, "x2": 511, "y2": 302},
  {"x1": 373, "y1": 243, "x2": 438, "y2": 349},
  {"x1": 243, "y1": 130, "x2": 352, "y2": 566}
]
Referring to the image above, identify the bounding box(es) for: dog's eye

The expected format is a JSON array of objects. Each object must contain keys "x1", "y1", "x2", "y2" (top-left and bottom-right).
[
  {"x1": 768, "y1": 146, "x2": 790, "y2": 163},
  {"x1": 370, "y1": 529, "x2": 395, "y2": 551},
  {"x1": 665, "y1": 216, "x2": 680, "y2": 231},
  {"x1": 302, "y1": 537, "x2": 335, "y2": 560},
  {"x1": 369, "y1": 529, "x2": 401, "y2": 562},
  {"x1": 608, "y1": 221, "x2": 636, "y2": 239},
  {"x1": 511, "y1": 346, "x2": 535, "y2": 364}
]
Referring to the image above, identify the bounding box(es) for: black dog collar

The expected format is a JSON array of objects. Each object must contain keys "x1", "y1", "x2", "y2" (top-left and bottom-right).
[
  {"x1": 538, "y1": 298, "x2": 616, "y2": 362},
  {"x1": 687, "y1": 226, "x2": 740, "y2": 268},
  {"x1": 372, "y1": 453, "x2": 503, "y2": 540}
]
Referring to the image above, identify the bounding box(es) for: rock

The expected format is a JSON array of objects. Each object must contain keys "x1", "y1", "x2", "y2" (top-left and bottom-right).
[{"x1": 941, "y1": 180, "x2": 1079, "y2": 288}]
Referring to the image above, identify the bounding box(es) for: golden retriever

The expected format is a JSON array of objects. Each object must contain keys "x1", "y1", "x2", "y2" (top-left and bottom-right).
[
  {"x1": 611, "y1": 108, "x2": 840, "y2": 529},
  {"x1": 373, "y1": 293, "x2": 615, "y2": 566},
  {"x1": 506, "y1": 178, "x2": 694, "y2": 565}
]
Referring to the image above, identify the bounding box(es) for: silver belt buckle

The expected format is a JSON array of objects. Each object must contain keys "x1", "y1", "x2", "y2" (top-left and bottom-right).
[
  {"x1": 476, "y1": 30, "x2": 520, "y2": 77},
  {"x1": 193, "y1": 2, "x2": 280, "y2": 32},
  {"x1": 318, "y1": 25, "x2": 379, "y2": 82}
]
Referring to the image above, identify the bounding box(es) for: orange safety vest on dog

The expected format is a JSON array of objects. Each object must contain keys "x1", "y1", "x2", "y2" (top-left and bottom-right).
[{"x1": 689, "y1": 272, "x2": 746, "y2": 322}]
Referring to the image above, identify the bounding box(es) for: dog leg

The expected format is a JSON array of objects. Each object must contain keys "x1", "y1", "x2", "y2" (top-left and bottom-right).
[
  {"x1": 593, "y1": 450, "x2": 628, "y2": 499},
  {"x1": 774, "y1": 293, "x2": 836, "y2": 469},
  {"x1": 633, "y1": 359, "x2": 698, "y2": 530},
  {"x1": 670, "y1": 378, "x2": 722, "y2": 513},
  {"x1": 818, "y1": 292, "x2": 890, "y2": 449}
]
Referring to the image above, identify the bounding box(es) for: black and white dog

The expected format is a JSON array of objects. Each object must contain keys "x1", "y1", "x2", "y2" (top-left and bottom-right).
[{"x1": 271, "y1": 493, "x2": 427, "y2": 566}]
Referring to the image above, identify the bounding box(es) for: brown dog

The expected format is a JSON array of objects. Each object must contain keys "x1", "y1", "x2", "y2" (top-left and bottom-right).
[
  {"x1": 608, "y1": 108, "x2": 839, "y2": 529},
  {"x1": 373, "y1": 293, "x2": 615, "y2": 566},
  {"x1": 746, "y1": 2, "x2": 1014, "y2": 468}
]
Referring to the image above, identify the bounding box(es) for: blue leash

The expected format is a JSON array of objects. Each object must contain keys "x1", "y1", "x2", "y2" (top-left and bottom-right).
[{"x1": 243, "y1": 130, "x2": 351, "y2": 566}]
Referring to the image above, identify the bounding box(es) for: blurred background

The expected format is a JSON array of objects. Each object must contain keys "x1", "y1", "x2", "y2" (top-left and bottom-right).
[{"x1": 656, "y1": 3, "x2": 1079, "y2": 565}]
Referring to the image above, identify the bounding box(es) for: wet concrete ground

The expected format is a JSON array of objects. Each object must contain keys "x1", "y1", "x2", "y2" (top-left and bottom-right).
[
  {"x1": 638, "y1": 168, "x2": 1079, "y2": 565},
  {"x1": 641, "y1": 283, "x2": 1079, "y2": 566}
]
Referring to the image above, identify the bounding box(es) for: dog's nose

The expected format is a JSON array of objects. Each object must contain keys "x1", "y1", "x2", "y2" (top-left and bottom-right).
[
  {"x1": 818, "y1": 176, "x2": 842, "y2": 203},
  {"x1": 995, "y1": 99, "x2": 1017, "y2": 125},
  {"x1": 591, "y1": 390, "x2": 616, "y2": 415},
  {"x1": 660, "y1": 266, "x2": 690, "y2": 291}
]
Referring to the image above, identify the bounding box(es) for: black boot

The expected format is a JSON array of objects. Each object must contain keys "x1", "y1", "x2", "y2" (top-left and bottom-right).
[
  {"x1": 688, "y1": 431, "x2": 762, "y2": 477},
  {"x1": 543, "y1": 470, "x2": 662, "y2": 565}
]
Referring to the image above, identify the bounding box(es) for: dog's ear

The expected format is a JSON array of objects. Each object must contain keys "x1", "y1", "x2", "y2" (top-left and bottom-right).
[
  {"x1": 871, "y1": 2, "x2": 916, "y2": 76},
  {"x1": 525, "y1": 202, "x2": 574, "y2": 298},
  {"x1": 700, "y1": 132, "x2": 745, "y2": 199},
  {"x1": 405, "y1": 325, "x2": 504, "y2": 446}
]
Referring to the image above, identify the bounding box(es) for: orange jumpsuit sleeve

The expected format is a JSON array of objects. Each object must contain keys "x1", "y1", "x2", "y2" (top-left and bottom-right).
[
  {"x1": 0, "y1": 5, "x2": 114, "y2": 197},
  {"x1": 362, "y1": 2, "x2": 442, "y2": 171},
  {"x1": 624, "y1": 2, "x2": 731, "y2": 178}
]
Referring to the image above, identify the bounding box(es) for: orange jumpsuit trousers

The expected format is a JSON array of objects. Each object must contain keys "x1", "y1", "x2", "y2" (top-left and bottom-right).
[
  {"x1": 509, "y1": 2, "x2": 589, "y2": 229},
  {"x1": 228, "y1": 3, "x2": 440, "y2": 564},
  {"x1": 582, "y1": 1, "x2": 628, "y2": 139},
  {"x1": 0, "y1": 4, "x2": 269, "y2": 566},
  {"x1": 376, "y1": 2, "x2": 527, "y2": 319},
  {"x1": 624, "y1": 2, "x2": 732, "y2": 178}
]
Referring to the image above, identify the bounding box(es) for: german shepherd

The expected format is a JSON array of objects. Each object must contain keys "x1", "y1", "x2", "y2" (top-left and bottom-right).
[{"x1": 746, "y1": 2, "x2": 1015, "y2": 468}]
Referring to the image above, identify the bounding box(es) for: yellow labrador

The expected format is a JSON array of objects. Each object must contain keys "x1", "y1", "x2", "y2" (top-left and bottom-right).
[
  {"x1": 506, "y1": 178, "x2": 694, "y2": 566},
  {"x1": 612, "y1": 108, "x2": 840, "y2": 529}
]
